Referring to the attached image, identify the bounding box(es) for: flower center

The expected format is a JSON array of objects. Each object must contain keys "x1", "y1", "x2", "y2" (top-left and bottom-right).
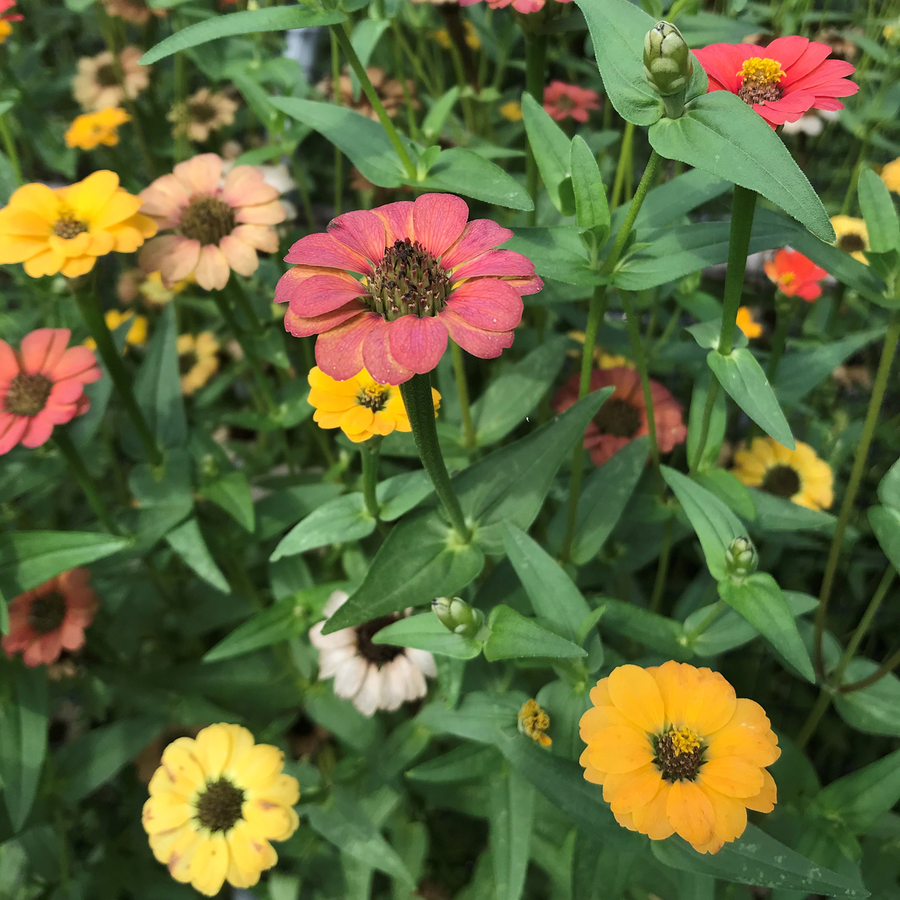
[
  {"x1": 27, "y1": 592, "x2": 67, "y2": 634},
  {"x1": 96, "y1": 63, "x2": 120, "y2": 89},
  {"x1": 778, "y1": 271, "x2": 795, "y2": 287},
  {"x1": 838, "y1": 233, "x2": 866, "y2": 253},
  {"x1": 593, "y1": 397, "x2": 642, "y2": 438},
  {"x1": 195, "y1": 778, "x2": 245, "y2": 833},
  {"x1": 517, "y1": 699, "x2": 552, "y2": 747},
  {"x1": 179, "y1": 196, "x2": 236, "y2": 246},
  {"x1": 357, "y1": 382, "x2": 389, "y2": 412},
  {"x1": 654, "y1": 727, "x2": 704, "y2": 782},
  {"x1": 366, "y1": 239, "x2": 452, "y2": 322},
  {"x1": 179, "y1": 350, "x2": 199, "y2": 375},
  {"x1": 555, "y1": 95, "x2": 576, "y2": 110},
  {"x1": 189, "y1": 101, "x2": 219, "y2": 124},
  {"x1": 761, "y1": 463, "x2": 801, "y2": 498},
  {"x1": 737, "y1": 57, "x2": 785, "y2": 105},
  {"x1": 53, "y1": 215, "x2": 89, "y2": 240},
  {"x1": 6, "y1": 373, "x2": 52, "y2": 417},
  {"x1": 355, "y1": 614, "x2": 405, "y2": 665}
]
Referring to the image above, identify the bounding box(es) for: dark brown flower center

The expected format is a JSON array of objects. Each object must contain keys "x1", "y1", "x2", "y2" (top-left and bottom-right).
[
  {"x1": 761, "y1": 463, "x2": 801, "y2": 498},
  {"x1": 96, "y1": 63, "x2": 120, "y2": 88},
  {"x1": 179, "y1": 350, "x2": 199, "y2": 375},
  {"x1": 195, "y1": 778, "x2": 245, "y2": 833},
  {"x1": 27, "y1": 592, "x2": 67, "y2": 634},
  {"x1": 53, "y1": 216, "x2": 88, "y2": 240},
  {"x1": 555, "y1": 95, "x2": 576, "y2": 110},
  {"x1": 357, "y1": 382, "x2": 389, "y2": 412},
  {"x1": 838, "y1": 233, "x2": 866, "y2": 253},
  {"x1": 593, "y1": 397, "x2": 642, "y2": 438},
  {"x1": 355, "y1": 614, "x2": 405, "y2": 665},
  {"x1": 6, "y1": 373, "x2": 53, "y2": 417},
  {"x1": 189, "y1": 102, "x2": 219, "y2": 124},
  {"x1": 366, "y1": 239, "x2": 452, "y2": 321},
  {"x1": 179, "y1": 196, "x2": 235, "y2": 246},
  {"x1": 654, "y1": 728, "x2": 704, "y2": 782}
]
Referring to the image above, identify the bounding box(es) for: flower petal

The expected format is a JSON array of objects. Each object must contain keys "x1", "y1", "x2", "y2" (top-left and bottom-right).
[
  {"x1": 194, "y1": 244, "x2": 231, "y2": 291},
  {"x1": 412, "y1": 193, "x2": 469, "y2": 257},
  {"x1": 21, "y1": 328, "x2": 70, "y2": 375},
  {"x1": 284, "y1": 304, "x2": 366, "y2": 339},
  {"x1": 362, "y1": 319, "x2": 415, "y2": 385},
  {"x1": 386, "y1": 315, "x2": 448, "y2": 375},
  {"x1": 327, "y1": 209, "x2": 386, "y2": 264},
  {"x1": 283, "y1": 232, "x2": 372, "y2": 274},
  {"x1": 441, "y1": 218, "x2": 514, "y2": 269},
  {"x1": 285, "y1": 272, "x2": 367, "y2": 318},
  {"x1": 585, "y1": 725, "x2": 654, "y2": 774},
  {"x1": 314, "y1": 313, "x2": 380, "y2": 381},
  {"x1": 440, "y1": 308, "x2": 514, "y2": 359},
  {"x1": 372, "y1": 200, "x2": 414, "y2": 245},
  {"x1": 446, "y1": 279, "x2": 524, "y2": 332},
  {"x1": 608, "y1": 664, "x2": 666, "y2": 734},
  {"x1": 174, "y1": 153, "x2": 223, "y2": 196},
  {"x1": 666, "y1": 779, "x2": 716, "y2": 848}
]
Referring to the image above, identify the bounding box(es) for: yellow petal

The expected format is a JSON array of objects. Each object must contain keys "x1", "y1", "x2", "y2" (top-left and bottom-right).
[
  {"x1": 159, "y1": 737, "x2": 207, "y2": 795},
  {"x1": 632, "y1": 782, "x2": 675, "y2": 840},
  {"x1": 682, "y1": 668, "x2": 736, "y2": 735},
  {"x1": 190, "y1": 832, "x2": 229, "y2": 897},
  {"x1": 698, "y1": 756, "x2": 764, "y2": 798},
  {"x1": 607, "y1": 764, "x2": 663, "y2": 815},
  {"x1": 227, "y1": 820, "x2": 275, "y2": 880},
  {"x1": 666, "y1": 780, "x2": 716, "y2": 848},
  {"x1": 229, "y1": 743, "x2": 283, "y2": 791},
  {"x1": 63, "y1": 170, "x2": 120, "y2": 221},
  {"x1": 585, "y1": 725, "x2": 654, "y2": 774},
  {"x1": 699, "y1": 781, "x2": 748, "y2": 843},
  {"x1": 23, "y1": 248, "x2": 63, "y2": 278},
  {"x1": 743, "y1": 768, "x2": 777, "y2": 813},
  {"x1": 6, "y1": 183, "x2": 59, "y2": 221},
  {"x1": 193, "y1": 724, "x2": 233, "y2": 780},
  {"x1": 142, "y1": 793, "x2": 193, "y2": 834},
  {"x1": 608, "y1": 665, "x2": 665, "y2": 733},
  {"x1": 242, "y1": 798, "x2": 298, "y2": 841}
]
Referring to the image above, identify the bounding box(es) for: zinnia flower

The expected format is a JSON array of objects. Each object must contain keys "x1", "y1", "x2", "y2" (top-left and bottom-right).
[
  {"x1": 0, "y1": 0, "x2": 22, "y2": 43},
  {"x1": 434, "y1": 22, "x2": 480, "y2": 51},
  {"x1": 85, "y1": 309, "x2": 148, "y2": 352},
  {"x1": 460, "y1": 0, "x2": 571, "y2": 14},
  {"x1": 277, "y1": 193, "x2": 539, "y2": 385},
  {"x1": 73, "y1": 47, "x2": 150, "y2": 112},
  {"x1": 65, "y1": 107, "x2": 131, "y2": 151},
  {"x1": 142, "y1": 724, "x2": 300, "y2": 896},
  {"x1": 309, "y1": 590, "x2": 437, "y2": 716},
  {"x1": 731, "y1": 436, "x2": 833, "y2": 510},
  {"x1": 579, "y1": 662, "x2": 780, "y2": 854},
  {"x1": 881, "y1": 157, "x2": 900, "y2": 195},
  {"x1": 317, "y1": 67, "x2": 415, "y2": 120},
  {"x1": 764, "y1": 248, "x2": 827, "y2": 301},
  {"x1": 499, "y1": 100, "x2": 523, "y2": 121},
  {"x1": 694, "y1": 37, "x2": 858, "y2": 128},
  {"x1": 102, "y1": 0, "x2": 166, "y2": 24},
  {"x1": 178, "y1": 332, "x2": 220, "y2": 395},
  {"x1": 3, "y1": 568, "x2": 98, "y2": 667},
  {"x1": 169, "y1": 88, "x2": 239, "y2": 142},
  {"x1": 736, "y1": 306, "x2": 762, "y2": 339},
  {"x1": 0, "y1": 328, "x2": 101, "y2": 454},
  {"x1": 553, "y1": 367, "x2": 686, "y2": 467},
  {"x1": 139, "y1": 154, "x2": 286, "y2": 291},
  {"x1": 518, "y1": 699, "x2": 552, "y2": 747},
  {"x1": 543, "y1": 81, "x2": 601, "y2": 122},
  {"x1": 0, "y1": 170, "x2": 157, "y2": 278},
  {"x1": 307, "y1": 365, "x2": 439, "y2": 443},
  {"x1": 830, "y1": 214, "x2": 869, "y2": 264}
]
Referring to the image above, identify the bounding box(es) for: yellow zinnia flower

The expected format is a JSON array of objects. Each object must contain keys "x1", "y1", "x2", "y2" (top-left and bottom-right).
[
  {"x1": 731, "y1": 436, "x2": 833, "y2": 510},
  {"x1": 830, "y1": 214, "x2": 869, "y2": 265},
  {"x1": 499, "y1": 100, "x2": 523, "y2": 121},
  {"x1": 736, "y1": 306, "x2": 762, "y2": 339},
  {"x1": 0, "y1": 171, "x2": 157, "y2": 279},
  {"x1": 142, "y1": 723, "x2": 300, "y2": 896},
  {"x1": 178, "y1": 332, "x2": 220, "y2": 396},
  {"x1": 881, "y1": 157, "x2": 900, "y2": 195},
  {"x1": 433, "y1": 21, "x2": 480, "y2": 50},
  {"x1": 65, "y1": 107, "x2": 131, "y2": 151},
  {"x1": 579, "y1": 662, "x2": 780, "y2": 854},
  {"x1": 84, "y1": 309, "x2": 148, "y2": 351},
  {"x1": 307, "y1": 366, "x2": 440, "y2": 443}
]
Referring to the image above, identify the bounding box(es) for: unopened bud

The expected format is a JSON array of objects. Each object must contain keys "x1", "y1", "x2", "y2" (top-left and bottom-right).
[
  {"x1": 432, "y1": 597, "x2": 485, "y2": 639},
  {"x1": 643, "y1": 22, "x2": 693, "y2": 97},
  {"x1": 725, "y1": 536, "x2": 758, "y2": 581}
]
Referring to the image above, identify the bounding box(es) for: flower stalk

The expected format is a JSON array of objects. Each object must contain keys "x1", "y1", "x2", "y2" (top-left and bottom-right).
[
  {"x1": 451, "y1": 340, "x2": 476, "y2": 449},
  {"x1": 54, "y1": 430, "x2": 121, "y2": 535},
  {"x1": 360, "y1": 437, "x2": 382, "y2": 522},
  {"x1": 523, "y1": 28, "x2": 548, "y2": 226}
]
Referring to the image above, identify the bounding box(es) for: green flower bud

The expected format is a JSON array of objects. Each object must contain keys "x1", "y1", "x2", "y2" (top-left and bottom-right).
[
  {"x1": 725, "y1": 536, "x2": 758, "y2": 581},
  {"x1": 643, "y1": 21, "x2": 693, "y2": 97},
  {"x1": 432, "y1": 597, "x2": 486, "y2": 639}
]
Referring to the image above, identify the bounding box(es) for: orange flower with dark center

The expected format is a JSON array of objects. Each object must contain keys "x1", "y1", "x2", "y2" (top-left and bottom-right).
[{"x1": 764, "y1": 248, "x2": 827, "y2": 301}]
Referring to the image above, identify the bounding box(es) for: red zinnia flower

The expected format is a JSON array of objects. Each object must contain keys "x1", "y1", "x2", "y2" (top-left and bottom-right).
[
  {"x1": 0, "y1": 0, "x2": 22, "y2": 41},
  {"x1": 693, "y1": 36, "x2": 857, "y2": 128},
  {"x1": 553, "y1": 367, "x2": 686, "y2": 467},
  {"x1": 277, "y1": 194, "x2": 540, "y2": 385},
  {"x1": 543, "y1": 81, "x2": 601, "y2": 123},
  {"x1": 459, "y1": 0, "x2": 571, "y2": 13},
  {"x1": 0, "y1": 328, "x2": 101, "y2": 455},
  {"x1": 3, "y1": 568, "x2": 98, "y2": 667},
  {"x1": 764, "y1": 248, "x2": 827, "y2": 301}
]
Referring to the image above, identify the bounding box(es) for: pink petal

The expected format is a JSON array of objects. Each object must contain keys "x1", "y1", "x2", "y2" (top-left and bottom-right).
[
  {"x1": 508, "y1": 274, "x2": 544, "y2": 295},
  {"x1": 372, "y1": 201, "x2": 414, "y2": 245},
  {"x1": 284, "y1": 304, "x2": 366, "y2": 338},
  {"x1": 441, "y1": 219, "x2": 514, "y2": 269},
  {"x1": 451, "y1": 249, "x2": 536, "y2": 281},
  {"x1": 283, "y1": 233, "x2": 372, "y2": 274},
  {"x1": 173, "y1": 153, "x2": 223, "y2": 196},
  {"x1": 0, "y1": 414, "x2": 28, "y2": 455},
  {"x1": 60, "y1": 619, "x2": 86, "y2": 651},
  {"x1": 362, "y1": 319, "x2": 415, "y2": 385},
  {"x1": 314, "y1": 313, "x2": 380, "y2": 381},
  {"x1": 0, "y1": 339, "x2": 17, "y2": 379},
  {"x1": 48, "y1": 379, "x2": 88, "y2": 406},
  {"x1": 286, "y1": 273, "x2": 367, "y2": 318},
  {"x1": 387, "y1": 315, "x2": 448, "y2": 375},
  {"x1": 275, "y1": 265, "x2": 343, "y2": 304},
  {"x1": 328, "y1": 210, "x2": 386, "y2": 264},
  {"x1": 20, "y1": 412, "x2": 55, "y2": 449},
  {"x1": 441, "y1": 308, "x2": 515, "y2": 359},
  {"x1": 49, "y1": 346, "x2": 101, "y2": 382},
  {"x1": 21, "y1": 329, "x2": 70, "y2": 376},
  {"x1": 221, "y1": 165, "x2": 280, "y2": 207},
  {"x1": 446, "y1": 279, "x2": 524, "y2": 331},
  {"x1": 231, "y1": 224, "x2": 280, "y2": 253},
  {"x1": 219, "y1": 235, "x2": 259, "y2": 278},
  {"x1": 235, "y1": 202, "x2": 288, "y2": 225},
  {"x1": 194, "y1": 244, "x2": 230, "y2": 291},
  {"x1": 412, "y1": 194, "x2": 469, "y2": 257},
  {"x1": 139, "y1": 235, "x2": 201, "y2": 285},
  {"x1": 763, "y1": 35, "x2": 810, "y2": 71}
]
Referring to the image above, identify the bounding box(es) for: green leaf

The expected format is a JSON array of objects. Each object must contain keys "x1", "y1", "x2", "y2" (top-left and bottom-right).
[
  {"x1": 878, "y1": 458, "x2": 900, "y2": 510},
  {"x1": 406, "y1": 744, "x2": 501, "y2": 783},
  {"x1": 255, "y1": 484, "x2": 344, "y2": 541},
  {"x1": 271, "y1": 493, "x2": 374, "y2": 561},
  {"x1": 376, "y1": 470, "x2": 433, "y2": 522},
  {"x1": 858, "y1": 167, "x2": 900, "y2": 253},
  {"x1": 415, "y1": 148, "x2": 533, "y2": 211},
  {"x1": 141, "y1": 7, "x2": 346, "y2": 63},
  {"x1": 694, "y1": 469, "x2": 756, "y2": 522},
  {"x1": 717, "y1": 573, "x2": 815, "y2": 682},
  {"x1": 749, "y1": 489, "x2": 837, "y2": 533},
  {"x1": 649, "y1": 91, "x2": 833, "y2": 242},
  {"x1": 596, "y1": 597, "x2": 692, "y2": 660},
  {"x1": 869, "y1": 505, "x2": 900, "y2": 572},
  {"x1": 503, "y1": 226, "x2": 597, "y2": 287},
  {"x1": 502, "y1": 524, "x2": 590, "y2": 640},
  {"x1": 833, "y1": 658, "x2": 900, "y2": 736},
  {"x1": 421, "y1": 87, "x2": 460, "y2": 143},
  {"x1": 418, "y1": 691, "x2": 524, "y2": 745},
  {"x1": 576, "y1": 0, "x2": 662, "y2": 126},
  {"x1": 198, "y1": 471, "x2": 255, "y2": 532},
  {"x1": 661, "y1": 466, "x2": 745, "y2": 581},
  {"x1": 707, "y1": 348, "x2": 794, "y2": 449},
  {"x1": 817, "y1": 746, "x2": 900, "y2": 834},
  {"x1": 484, "y1": 605, "x2": 587, "y2": 662},
  {"x1": 686, "y1": 370, "x2": 726, "y2": 473},
  {"x1": 0, "y1": 532, "x2": 129, "y2": 597},
  {"x1": 0, "y1": 666, "x2": 48, "y2": 831},
  {"x1": 371, "y1": 613, "x2": 482, "y2": 659},
  {"x1": 521, "y1": 92, "x2": 576, "y2": 216},
  {"x1": 570, "y1": 136, "x2": 609, "y2": 236},
  {"x1": 165, "y1": 517, "x2": 230, "y2": 594},
  {"x1": 490, "y1": 768, "x2": 534, "y2": 900},
  {"x1": 619, "y1": 168, "x2": 731, "y2": 232}
]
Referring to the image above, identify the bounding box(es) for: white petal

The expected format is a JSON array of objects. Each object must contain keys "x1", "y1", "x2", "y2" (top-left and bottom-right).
[
  {"x1": 310, "y1": 623, "x2": 356, "y2": 651},
  {"x1": 352, "y1": 666, "x2": 384, "y2": 716},
  {"x1": 333, "y1": 656, "x2": 368, "y2": 699},
  {"x1": 380, "y1": 657, "x2": 410, "y2": 711},
  {"x1": 317, "y1": 645, "x2": 355, "y2": 679},
  {"x1": 402, "y1": 658, "x2": 428, "y2": 702},
  {"x1": 405, "y1": 648, "x2": 437, "y2": 678},
  {"x1": 322, "y1": 590, "x2": 349, "y2": 618}
]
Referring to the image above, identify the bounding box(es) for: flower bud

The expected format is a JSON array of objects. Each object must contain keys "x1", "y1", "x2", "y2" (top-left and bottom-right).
[
  {"x1": 725, "y1": 536, "x2": 758, "y2": 581},
  {"x1": 643, "y1": 22, "x2": 693, "y2": 97},
  {"x1": 432, "y1": 597, "x2": 485, "y2": 639}
]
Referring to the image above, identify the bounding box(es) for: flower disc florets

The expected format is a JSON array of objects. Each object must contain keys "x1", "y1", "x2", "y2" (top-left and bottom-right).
[
  {"x1": 737, "y1": 57, "x2": 785, "y2": 104},
  {"x1": 195, "y1": 778, "x2": 245, "y2": 833},
  {"x1": 6, "y1": 373, "x2": 53, "y2": 417},
  {"x1": 366, "y1": 238, "x2": 452, "y2": 321},
  {"x1": 654, "y1": 727, "x2": 704, "y2": 781}
]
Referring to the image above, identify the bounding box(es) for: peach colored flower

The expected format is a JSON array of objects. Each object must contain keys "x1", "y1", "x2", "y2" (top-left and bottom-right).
[
  {"x1": 73, "y1": 47, "x2": 150, "y2": 112},
  {"x1": 102, "y1": 0, "x2": 166, "y2": 24},
  {"x1": 138, "y1": 153, "x2": 286, "y2": 291},
  {"x1": 168, "y1": 88, "x2": 238, "y2": 142}
]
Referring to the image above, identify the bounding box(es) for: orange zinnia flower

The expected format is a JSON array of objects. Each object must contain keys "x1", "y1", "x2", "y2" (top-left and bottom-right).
[
  {"x1": 764, "y1": 248, "x2": 827, "y2": 301},
  {"x1": 580, "y1": 662, "x2": 780, "y2": 854}
]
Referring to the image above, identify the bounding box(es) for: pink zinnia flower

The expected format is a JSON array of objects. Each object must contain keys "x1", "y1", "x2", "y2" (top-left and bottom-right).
[
  {"x1": 0, "y1": 328, "x2": 101, "y2": 455},
  {"x1": 139, "y1": 153, "x2": 286, "y2": 291},
  {"x1": 764, "y1": 248, "x2": 827, "y2": 301},
  {"x1": 693, "y1": 36, "x2": 858, "y2": 128},
  {"x1": 459, "y1": 0, "x2": 570, "y2": 13},
  {"x1": 543, "y1": 81, "x2": 601, "y2": 123},
  {"x1": 3, "y1": 568, "x2": 98, "y2": 667},
  {"x1": 553, "y1": 367, "x2": 686, "y2": 467},
  {"x1": 277, "y1": 194, "x2": 541, "y2": 385}
]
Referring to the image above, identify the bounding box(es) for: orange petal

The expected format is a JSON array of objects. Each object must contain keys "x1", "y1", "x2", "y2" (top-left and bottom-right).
[
  {"x1": 666, "y1": 780, "x2": 716, "y2": 848},
  {"x1": 698, "y1": 756, "x2": 764, "y2": 798},
  {"x1": 683, "y1": 668, "x2": 736, "y2": 735},
  {"x1": 607, "y1": 764, "x2": 663, "y2": 815},
  {"x1": 579, "y1": 704, "x2": 630, "y2": 742},
  {"x1": 588, "y1": 676, "x2": 612, "y2": 708},
  {"x1": 699, "y1": 781, "x2": 748, "y2": 843},
  {"x1": 585, "y1": 725, "x2": 654, "y2": 774},
  {"x1": 608, "y1": 665, "x2": 665, "y2": 733},
  {"x1": 743, "y1": 768, "x2": 777, "y2": 813},
  {"x1": 632, "y1": 781, "x2": 675, "y2": 840}
]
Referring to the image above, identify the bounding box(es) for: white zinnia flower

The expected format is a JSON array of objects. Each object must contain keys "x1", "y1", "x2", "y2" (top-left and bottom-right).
[{"x1": 309, "y1": 591, "x2": 436, "y2": 716}]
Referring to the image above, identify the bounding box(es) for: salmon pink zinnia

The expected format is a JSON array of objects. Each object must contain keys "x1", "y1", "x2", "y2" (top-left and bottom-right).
[
  {"x1": 693, "y1": 36, "x2": 858, "y2": 128},
  {"x1": 543, "y1": 81, "x2": 601, "y2": 123},
  {"x1": 0, "y1": 328, "x2": 101, "y2": 455},
  {"x1": 459, "y1": 0, "x2": 570, "y2": 14},
  {"x1": 277, "y1": 194, "x2": 540, "y2": 385}
]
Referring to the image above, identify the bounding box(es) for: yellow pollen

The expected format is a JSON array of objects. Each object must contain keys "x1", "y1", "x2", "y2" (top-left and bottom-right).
[
  {"x1": 669, "y1": 727, "x2": 701, "y2": 756},
  {"x1": 738, "y1": 57, "x2": 786, "y2": 87},
  {"x1": 779, "y1": 271, "x2": 795, "y2": 286},
  {"x1": 358, "y1": 382, "x2": 389, "y2": 412}
]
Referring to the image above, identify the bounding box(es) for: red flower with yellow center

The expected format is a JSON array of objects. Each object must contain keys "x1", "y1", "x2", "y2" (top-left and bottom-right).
[{"x1": 764, "y1": 248, "x2": 827, "y2": 301}]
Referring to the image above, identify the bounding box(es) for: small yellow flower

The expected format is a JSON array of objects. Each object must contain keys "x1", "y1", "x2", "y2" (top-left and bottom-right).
[
  {"x1": 567, "y1": 331, "x2": 634, "y2": 369},
  {"x1": 830, "y1": 215, "x2": 869, "y2": 265},
  {"x1": 500, "y1": 100, "x2": 523, "y2": 122},
  {"x1": 84, "y1": 309, "x2": 148, "y2": 352},
  {"x1": 140, "y1": 270, "x2": 191, "y2": 306},
  {"x1": 307, "y1": 366, "x2": 439, "y2": 443},
  {"x1": 731, "y1": 436, "x2": 833, "y2": 510},
  {"x1": 65, "y1": 107, "x2": 131, "y2": 151},
  {"x1": 433, "y1": 21, "x2": 480, "y2": 50},
  {"x1": 178, "y1": 332, "x2": 220, "y2": 396},
  {"x1": 518, "y1": 699, "x2": 552, "y2": 747},
  {"x1": 0, "y1": 20, "x2": 12, "y2": 43},
  {"x1": 881, "y1": 157, "x2": 900, "y2": 195},
  {"x1": 736, "y1": 306, "x2": 762, "y2": 339},
  {"x1": 142, "y1": 723, "x2": 300, "y2": 896}
]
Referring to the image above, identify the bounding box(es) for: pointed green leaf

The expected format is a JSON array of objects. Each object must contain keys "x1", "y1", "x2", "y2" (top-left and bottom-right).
[
  {"x1": 858, "y1": 167, "x2": 900, "y2": 253},
  {"x1": 371, "y1": 613, "x2": 482, "y2": 659},
  {"x1": 165, "y1": 517, "x2": 230, "y2": 594},
  {"x1": 878, "y1": 458, "x2": 900, "y2": 510},
  {"x1": 503, "y1": 226, "x2": 597, "y2": 286},
  {"x1": 570, "y1": 136, "x2": 609, "y2": 235},
  {"x1": 870, "y1": 505, "x2": 900, "y2": 572},
  {"x1": 817, "y1": 746, "x2": 900, "y2": 834},
  {"x1": 271, "y1": 493, "x2": 374, "y2": 560},
  {"x1": 490, "y1": 768, "x2": 534, "y2": 900},
  {"x1": 198, "y1": 471, "x2": 255, "y2": 532},
  {"x1": 521, "y1": 92, "x2": 576, "y2": 215},
  {"x1": 596, "y1": 597, "x2": 692, "y2": 660},
  {"x1": 834, "y1": 658, "x2": 900, "y2": 736},
  {"x1": 484, "y1": 606, "x2": 587, "y2": 662}
]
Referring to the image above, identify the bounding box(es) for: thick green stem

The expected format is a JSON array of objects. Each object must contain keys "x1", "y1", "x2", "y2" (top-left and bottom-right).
[
  {"x1": 815, "y1": 310, "x2": 900, "y2": 677},
  {"x1": 765, "y1": 293, "x2": 797, "y2": 382},
  {"x1": 524, "y1": 30, "x2": 548, "y2": 226},
  {"x1": 400, "y1": 373, "x2": 471, "y2": 542},
  {"x1": 451, "y1": 340, "x2": 476, "y2": 449},
  {"x1": 718, "y1": 186, "x2": 759, "y2": 357},
  {"x1": 609, "y1": 122, "x2": 635, "y2": 210},
  {"x1": 54, "y1": 431, "x2": 121, "y2": 535},
  {"x1": 649, "y1": 516, "x2": 673, "y2": 613},
  {"x1": 361, "y1": 437, "x2": 382, "y2": 521},
  {"x1": 0, "y1": 114, "x2": 22, "y2": 185}
]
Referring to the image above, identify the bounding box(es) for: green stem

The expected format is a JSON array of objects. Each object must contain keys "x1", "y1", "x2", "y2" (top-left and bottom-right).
[
  {"x1": 689, "y1": 378, "x2": 719, "y2": 475},
  {"x1": 54, "y1": 431, "x2": 121, "y2": 535},
  {"x1": 826, "y1": 282, "x2": 846, "y2": 339},
  {"x1": 609, "y1": 122, "x2": 635, "y2": 210},
  {"x1": 331, "y1": 25, "x2": 416, "y2": 179},
  {"x1": 173, "y1": 43, "x2": 189, "y2": 164},
  {"x1": 765, "y1": 293, "x2": 797, "y2": 382},
  {"x1": 228, "y1": 278, "x2": 264, "y2": 335},
  {"x1": 400, "y1": 373, "x2": 471, "y2": 542},
  {"x1": 524, "y1": 29, "x2": 548, "y2": 226},
  {"x1": 649, "y1": 516, "x2": 673, "y2": 613},
  {"x1": 330, "y1": 30, "x2": 344, "y2": 215},
  {"x1": 0, "y1": 114, "x2": 22, "y2": 185},
  {"x1": 718, "y1": 186, "x2": 759, "y2": 357},
  {"x1": 451, "y1": 340, "x2": 476, "y2": 449},
  {"x1": 685, "y1": 600, "x2": 728, "y2": 641},
  {"x1": 840, "y1": 646, "x2": 900, "y2": 694},
  {"x1": 795, "y1": 688, "x2": 832, "y2": 751},
  {"x1": 74, "y1": 286, "x2": 161, "y2": 465},
  {"x1": 815, "y1": 310, "x2": 900, "y2": 677},
  {"x1": 360, "y1": 437, "x2": 382, "y2": 521}
]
